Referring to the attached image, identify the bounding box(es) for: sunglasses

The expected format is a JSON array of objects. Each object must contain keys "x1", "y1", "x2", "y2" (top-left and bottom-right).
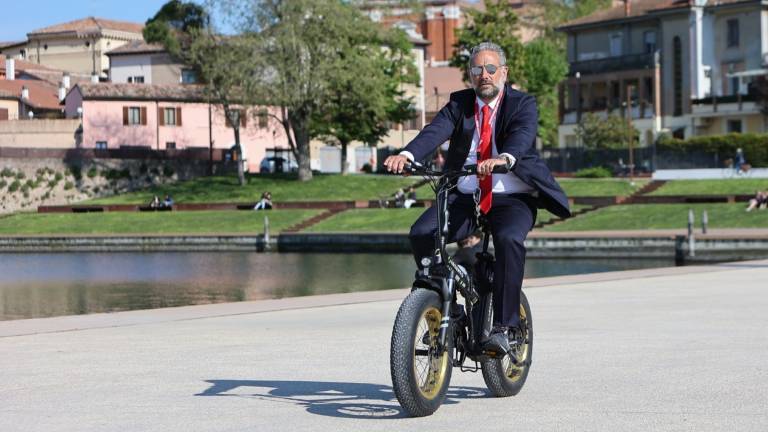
[{"x1": 470, "y1": 64, "x2": 501, "y2": 76}]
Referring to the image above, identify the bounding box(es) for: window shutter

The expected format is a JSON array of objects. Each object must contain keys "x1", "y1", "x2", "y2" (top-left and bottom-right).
[
  {"x1": 176, "y1": 107, "x2": 182, "y2": 126},
  {"x1": 240, "y1": 109, "x2": 247, "y2": 127},
  {"x1": 122, "y1": 107, "x2": 128, "y2": 125},
  {"x1": 140, "y1": 107, "x2": 147, "y2": 125},
  {"x1": 158, "y1": 107, "x2": 164, "y2": 126}
]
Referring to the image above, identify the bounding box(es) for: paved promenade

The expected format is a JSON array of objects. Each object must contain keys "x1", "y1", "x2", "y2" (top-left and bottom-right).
[{"x1": 1, "y1": 261, "x2": 767, "y2": 431}]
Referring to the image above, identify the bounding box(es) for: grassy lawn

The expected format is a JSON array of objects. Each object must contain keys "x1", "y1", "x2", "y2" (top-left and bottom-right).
[
  {"x1": 305, "y1": 208, "x2": 424, "y2": 232},
  {"x1": 84, "y1": 173, "x2": 424, "y2": 205},
  {"x1": 304, "y1": 204, "x2": 591, "y2": 233},
  {"x1": 544, "y1": 203, "x2": 768, "y2": 231},
  {"x1": 650, "y1": 179, "x2": 768, "y2": 196},
  {"x1": 557, "y1": 178, "x2": 648, "y2": 197},
  {"x1": 0, "y1": 210, "x2": 320, "y2": 235}
]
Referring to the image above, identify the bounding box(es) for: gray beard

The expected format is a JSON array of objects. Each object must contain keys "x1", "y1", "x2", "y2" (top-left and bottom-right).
[{"x1": 476, "y1": 83, "x2": 501, "y2": 100}]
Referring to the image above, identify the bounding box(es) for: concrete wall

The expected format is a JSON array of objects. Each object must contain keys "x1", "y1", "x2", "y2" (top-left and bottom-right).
[
  {"x1": 109, "y1": 55, "x2": 153, "y2": 84},
  {"x1": 0, "y1": 119, "x2": 80, "y2": 147},
  {"x1": 150, "y1": 53, "x2": 184, "y2": 85}
]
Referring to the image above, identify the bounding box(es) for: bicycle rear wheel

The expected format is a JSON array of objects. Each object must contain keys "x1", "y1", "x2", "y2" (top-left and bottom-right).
[
  {"x1": 390, "y1": 289, "x2": 452, "y2": 417},
  {"x1": 481, "y1": 290, "x2": 533, "y2": 397}
]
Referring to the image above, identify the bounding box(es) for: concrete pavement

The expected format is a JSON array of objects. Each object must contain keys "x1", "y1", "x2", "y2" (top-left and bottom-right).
[{"x1": 1, "y1": 261, "x2": 767, "y2": 431}]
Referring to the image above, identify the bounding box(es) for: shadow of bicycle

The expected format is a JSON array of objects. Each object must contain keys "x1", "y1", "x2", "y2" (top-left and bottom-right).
[{"x1": 196, "y1": 379, "x2": 488, "y2": 419}]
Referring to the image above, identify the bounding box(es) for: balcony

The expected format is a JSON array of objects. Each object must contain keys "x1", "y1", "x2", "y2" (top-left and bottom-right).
[{"x1": 569, "y1": 53, "x2": 656, "y2": 77}]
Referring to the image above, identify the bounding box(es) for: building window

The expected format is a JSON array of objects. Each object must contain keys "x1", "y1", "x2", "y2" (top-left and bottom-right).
[
  {"x1": 257, "y1": 109, "x2": 269, "y2": 128},
  {"x1": 128, "y1": 76, "x2": 144, "y2": 84},
  {"x1": 673, "y1": 36, "x2": 683, "y2": 117},
  {"x1": 166, "y1": 142, "x2": 176, "y2": 149},
  {"x1": 727, "y1": 19, "x2": 739, "y2": 47},
  {"x1": 164, "y1": 108, "x2": 176, "y2": 126},
  {"x1": 95, "y1": 141, "x2": 108, "y2": 149},
  {"x1": 643, "y1": 31, "x2": 656, "y2": 54},
  {"x1": 610, "y1": 34, "x2": 622, "y2": 57},
  {"x1": 123, "y1": 106, "x2": 147, "y2": 126},
  {"x1": 181, "y1": 69, "x2": 197, "y2": 84},
  {"x1": 727, "y1": 119, "x2": 743, "y2": 133}
]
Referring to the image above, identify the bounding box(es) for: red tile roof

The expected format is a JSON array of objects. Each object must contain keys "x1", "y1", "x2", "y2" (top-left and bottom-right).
[
  {"x1": 560, "y1": 0, "x2": 689, "y2": 29},
  {"x1": 28, "y1": 17, "x2": 144, "y2": 37},
  {"x1": 75, "y1": 83, "x2": 207, "y2": 102},
  {"x1": 0, "y1": 55, "x2": 91, "y2": 86},
  {"x1": 0, "y1": 79, "x2": 61, "y2": 110}
]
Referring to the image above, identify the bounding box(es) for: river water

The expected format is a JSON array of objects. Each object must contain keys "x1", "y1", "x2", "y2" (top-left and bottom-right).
[{"x1": 0, "y1": 252, "x2": 674, "y2": 321}]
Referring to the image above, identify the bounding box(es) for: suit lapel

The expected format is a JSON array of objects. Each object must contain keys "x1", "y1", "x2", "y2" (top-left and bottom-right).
[
  {"x1": 458, "y1": 91, "x2": 475, "y2": 160},
  {"x1": 493, "y1": 85, "x2": 510, "y2": 152}
]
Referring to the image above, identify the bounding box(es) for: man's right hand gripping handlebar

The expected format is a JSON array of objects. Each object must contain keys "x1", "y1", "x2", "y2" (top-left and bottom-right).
[{"x1": 384, "y1": 154, "x2": 411, "y2": 175}]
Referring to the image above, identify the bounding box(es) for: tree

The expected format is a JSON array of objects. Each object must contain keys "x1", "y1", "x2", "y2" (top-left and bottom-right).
[
  {"x1": 219, "y1": 0, "x2": 419, "y2": 180},
  {"x1": 143, "y1": 0, "x2": 208, "y2": 54},
  {"x1": 312, "y1": 28, "x2": 419, "y2": 174},
  {"x1": 575, "y1": 113, "x2": 639, "y2": 150}
]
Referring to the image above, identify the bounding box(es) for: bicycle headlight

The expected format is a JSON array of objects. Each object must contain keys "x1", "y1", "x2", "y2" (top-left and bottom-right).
[{"x1": 420, "y1": 257, "x2": 432, "y2": 267}]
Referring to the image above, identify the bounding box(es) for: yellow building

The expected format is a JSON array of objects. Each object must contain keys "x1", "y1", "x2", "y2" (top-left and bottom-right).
[{"x1": 0, "y1": 17, "x2": 144, "y2": 79}]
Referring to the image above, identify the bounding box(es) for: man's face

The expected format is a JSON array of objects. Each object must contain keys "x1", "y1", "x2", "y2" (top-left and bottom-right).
[{"x1": 470, "y1": 50, "x2": 507, "y2": 100}]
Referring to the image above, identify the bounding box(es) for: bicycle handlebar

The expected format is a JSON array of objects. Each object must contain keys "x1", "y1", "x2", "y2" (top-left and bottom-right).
[{"x1": 404, "y1": 161, "x2": 509, "y2": 177}]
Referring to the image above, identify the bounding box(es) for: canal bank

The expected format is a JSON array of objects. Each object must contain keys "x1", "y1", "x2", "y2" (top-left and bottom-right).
[{"x1": 2, "y1": 229, "x2": 768, "y2": 263}]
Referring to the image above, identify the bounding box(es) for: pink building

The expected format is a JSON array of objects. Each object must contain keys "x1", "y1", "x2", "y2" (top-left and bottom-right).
[{"x1": 64, "y1": 83, "x2": 288, "y2": 172}]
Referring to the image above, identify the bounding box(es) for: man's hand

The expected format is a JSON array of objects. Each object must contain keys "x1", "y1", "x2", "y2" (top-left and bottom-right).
[
  {"x1": 477, "y1": 157, "x2": 507, "y2": 179},
  {"x1": 384, "y1": 155, "x2": 409, "y2": 174}
]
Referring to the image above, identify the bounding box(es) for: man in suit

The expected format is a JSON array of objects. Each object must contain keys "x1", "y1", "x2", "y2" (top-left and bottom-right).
[{"x1": 384, "y1": 42, "x2": 570, "y2": 354}]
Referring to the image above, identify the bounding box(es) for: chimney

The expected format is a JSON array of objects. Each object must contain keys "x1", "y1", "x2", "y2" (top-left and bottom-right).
[
  {"x1": 5, "y1": 57, "x2": 14, "y2": 81},
  {"x1": 624, "y1": 0, "x2": 631, "y2": 17},
  {"x1": 59, "y1": 81, "x2": 66, "y2": 102},
  {"x1": 91, "y1": 73, "x2": 99, "y2": 83},
  {"x1": 62, "y1": 72, "x2": 71, "y2": 90},
  {"x1": 21, "y1": 86, "x2": 29, "y2": 100}
]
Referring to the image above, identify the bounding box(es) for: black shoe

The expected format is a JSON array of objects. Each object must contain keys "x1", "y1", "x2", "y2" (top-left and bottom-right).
[{"x1": 484, "y1": 326, "x2": 512, "y2": 354}]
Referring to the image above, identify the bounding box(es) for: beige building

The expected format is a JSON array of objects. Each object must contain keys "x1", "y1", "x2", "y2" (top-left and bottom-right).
[
  {"x1": 106, "y1": 41, "x2": 196, "y2": 85},
  {"x1": 557, "y1": 0, "x2": 768, "y2": 148},
  {"x1": 0, "y1": 17, "x2": 144, "y2": 79}
]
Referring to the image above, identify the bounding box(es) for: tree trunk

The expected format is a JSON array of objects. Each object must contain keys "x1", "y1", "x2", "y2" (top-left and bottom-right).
[
  {"x1": 290, "y1": 111, "x2": 313, "y2": 181},
  {"x1": 340, "y1": 139, "x2": 349, "y2": 175},
  {"x1": 233, "y1": 125, "x2": 245, "y2": 186}
]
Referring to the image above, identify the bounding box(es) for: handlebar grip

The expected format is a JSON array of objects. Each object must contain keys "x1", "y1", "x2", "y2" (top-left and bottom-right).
[{"x1": 491, "y1": 165, "x2": 509, "y2": 174}]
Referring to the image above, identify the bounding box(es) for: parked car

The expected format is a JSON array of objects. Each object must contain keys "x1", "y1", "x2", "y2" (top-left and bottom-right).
[{"x1": 260, "y1": 156, "x2": 298, "y2": 173}]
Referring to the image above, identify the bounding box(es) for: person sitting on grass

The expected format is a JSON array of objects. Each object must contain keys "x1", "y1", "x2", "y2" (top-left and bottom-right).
[
  {"x1": 254, "y1": 191, "x2": 273, "y2": 210},
  {"x1": 162, "y1": 195, "x2": 174, "y2": 208},
  {"x1": 149, "y1": 195, "x2": 161, "y2": 209},
  {"x1": 746, "y1": 190, "x2": 767, "y2": 212}
]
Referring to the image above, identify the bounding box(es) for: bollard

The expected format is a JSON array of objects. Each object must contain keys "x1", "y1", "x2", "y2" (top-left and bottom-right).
[
  {"x1": 264, "y1": 215, "x2": 271, "y2": 250},
  {"x1": 702, "y1": 210, "x2": 708, "y2": 234},
  {"x1": 687, "y1": 209, "x2": 695, "y2": 257}
]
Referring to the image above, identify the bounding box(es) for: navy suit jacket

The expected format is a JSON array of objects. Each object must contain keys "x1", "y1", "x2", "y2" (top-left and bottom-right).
[{"x1": 403, "y1": 85, "x2": 571, "y2": 219}]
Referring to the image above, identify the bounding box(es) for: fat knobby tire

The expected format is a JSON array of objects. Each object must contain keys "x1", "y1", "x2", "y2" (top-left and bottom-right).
[{"x1": 390, "y1": 289, "x2": 452, "y2": 417}]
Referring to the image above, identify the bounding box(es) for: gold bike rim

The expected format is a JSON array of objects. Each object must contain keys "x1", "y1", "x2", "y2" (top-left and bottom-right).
[
  {"x1": 413, "y1": 306, "x2": 449, "y2": 400},
  {"x1": 503, "y1": 304, "x2": 530, "y2": 382}
]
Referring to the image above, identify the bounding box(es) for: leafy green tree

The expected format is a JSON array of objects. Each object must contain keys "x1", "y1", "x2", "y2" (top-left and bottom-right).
[
  {"x1": 143, "y1": 0, "x2": 208, "y2": 54},
  {"x1": 219, "y1": 0, "x2": 420, "y2": 180},
  {"x1": 575, "y1": 113, "x2": 639, "y2": 150},
  {"x1": 312, "y1": 28, "x2": 419, "y2": 174}
]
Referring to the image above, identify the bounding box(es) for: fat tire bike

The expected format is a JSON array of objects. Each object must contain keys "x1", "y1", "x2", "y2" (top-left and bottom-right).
[{"x1": 390, "y1": 162, "x2": 533, "y2": 417}]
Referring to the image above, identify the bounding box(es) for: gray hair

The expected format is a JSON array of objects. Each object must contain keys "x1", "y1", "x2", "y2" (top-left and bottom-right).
[{"x1": 469, "y1": 42, "x2": 506, "y2": 66}]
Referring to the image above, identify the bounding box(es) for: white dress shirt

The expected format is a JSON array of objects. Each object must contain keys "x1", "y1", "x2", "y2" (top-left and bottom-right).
[{"x1": 401, "y1": 90, "x2": 534, "y2": 195}]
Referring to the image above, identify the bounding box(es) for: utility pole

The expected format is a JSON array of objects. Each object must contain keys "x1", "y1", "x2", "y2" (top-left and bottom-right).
[{"x1": 626, "y1": 84, "x2": 635, "y2": 179}]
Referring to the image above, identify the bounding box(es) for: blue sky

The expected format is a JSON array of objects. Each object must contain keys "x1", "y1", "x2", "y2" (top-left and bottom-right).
[{"x1": 0, "y1": 0, "x2": 180, "y2": 41}]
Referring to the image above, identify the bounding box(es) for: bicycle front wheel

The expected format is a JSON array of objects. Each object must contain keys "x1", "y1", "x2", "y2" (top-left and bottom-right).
[
  {"x1": 481, "y1": 290, "x2": 533, "y2": 397},
  {"x1": 390, "y1": 289, "x2": 452, "y2": 417}
]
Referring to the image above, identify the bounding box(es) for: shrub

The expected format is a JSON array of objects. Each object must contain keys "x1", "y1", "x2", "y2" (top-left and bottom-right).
[
  {"x1": 162, "y1": 165, "x2": 175, "y2": 177},
  {"x1": 361, "y1": 163, "x2": 373, "y2": 173},
  {"x1": 0, "y1": 179, "x2": 6, "y2": 189},
  {"x1": 0, "y1": 167, "x2": 14, "y2": 177},
  {"x1": 574, "y1": 167, "x2": 612, "y2": 178},
  {"x1": 8, "y1": 180, "x2": 21, "y2": 192},
  {"x1": 69, "y1": 166, "x2": 82, "y2": 181},
  {"x1": 20, "y1": 183, "x2": 30, "y2": 193},
  {"x1": 657, "y1": 133, "x2": 768, "y2": 167},
  {"x1": 139, "y1": 162, "x2": 149, "y2": 174},
  {"x1": 87, "y1": 167, "x2": 98, "y2": 178},
  {"x1": 48, "y1": 179, "x2": 59, "y2": 188},
  {"x1": 15, "y1": 171, "x2": 25, "y2": 180},
  {"x1": 54, "y1": 172, "x2": 63, "y2": 181},
  {"x1": 64, "y1": 181, "x2": 74, "y2": 190},
  {"x1": 93, "y1": 186, "x2": 100, "y2": 194}
]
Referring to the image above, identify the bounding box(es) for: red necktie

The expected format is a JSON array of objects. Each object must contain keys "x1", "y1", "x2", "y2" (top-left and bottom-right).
[{"x1": 478, "y1": 104, "x2": 492, "y2": 214}]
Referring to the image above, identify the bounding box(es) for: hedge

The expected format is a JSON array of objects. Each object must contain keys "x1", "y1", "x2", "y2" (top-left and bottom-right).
[{"x1": 657, "y1": 133, "x2": 768, "y2": 167}]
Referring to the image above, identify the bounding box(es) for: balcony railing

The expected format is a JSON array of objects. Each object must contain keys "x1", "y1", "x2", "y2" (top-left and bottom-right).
[{"x1": 569, "y1": 53, "x2": 656, "y2": 77}]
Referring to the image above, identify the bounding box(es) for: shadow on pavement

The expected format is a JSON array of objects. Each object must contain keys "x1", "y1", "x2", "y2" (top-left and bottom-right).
[{"x1": 196, "y1": 379, "x2": 488, "y2": 419}]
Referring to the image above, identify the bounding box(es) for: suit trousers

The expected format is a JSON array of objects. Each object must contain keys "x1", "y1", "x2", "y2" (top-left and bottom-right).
[{"x1": 409, "y1": 192, "x2": 537, "y2": 328}]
